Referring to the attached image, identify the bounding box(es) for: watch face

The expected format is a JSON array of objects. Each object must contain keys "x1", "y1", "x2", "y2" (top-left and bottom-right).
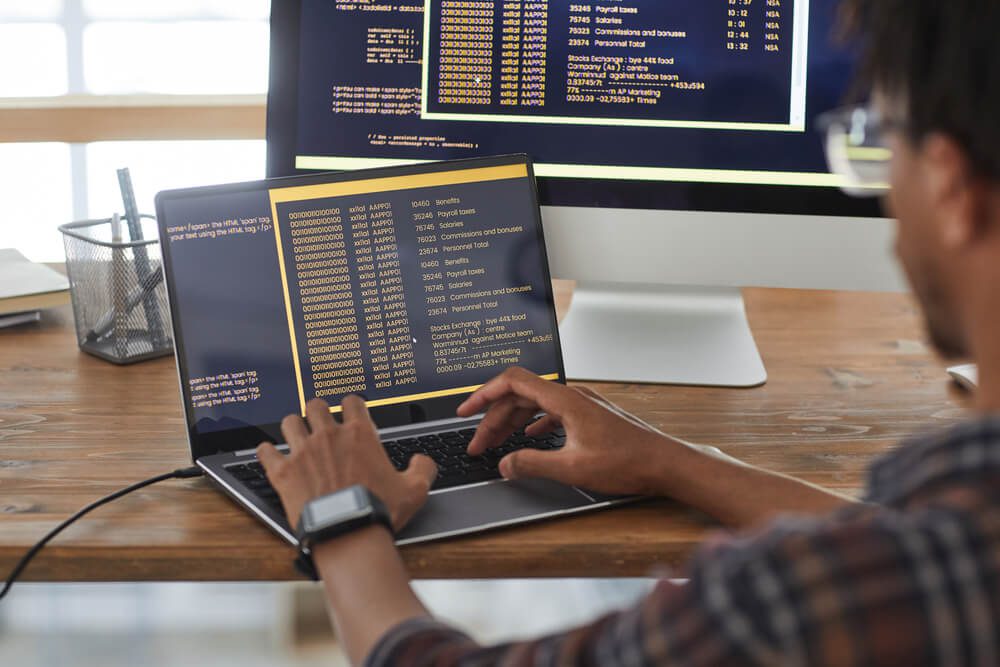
[{"x1": 308, "y1": 488, "x2": 365, "y2": 525}]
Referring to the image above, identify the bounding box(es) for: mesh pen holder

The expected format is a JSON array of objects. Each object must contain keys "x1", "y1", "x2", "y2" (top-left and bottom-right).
[{"x1": 58, "y1": 215, "x2": 173, "y2": 364}]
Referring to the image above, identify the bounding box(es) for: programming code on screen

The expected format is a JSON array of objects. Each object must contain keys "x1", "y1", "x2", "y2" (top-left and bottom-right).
[
  {"x1": 423, "y1": 1, "x2": 807, "y2": 130},
  {"x1": 269, "y1": 164, "x2": 560, "y2": 413},
  {"x1": 293, "y1": 0, "x2": 849, "y2": 186},
  {"x1": 162, "y1": 163, "x2": 561, "y2": 432}
]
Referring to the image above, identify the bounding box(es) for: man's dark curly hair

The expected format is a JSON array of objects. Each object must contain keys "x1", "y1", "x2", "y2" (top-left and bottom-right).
[{"x1": 841, "y1": 0, "x2": 1000, "y2": 179}]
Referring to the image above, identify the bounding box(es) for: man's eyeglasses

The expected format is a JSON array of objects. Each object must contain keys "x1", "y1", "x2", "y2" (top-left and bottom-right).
[{"x1": 817, "y1": 105, "x2": 899, "y2": 198}]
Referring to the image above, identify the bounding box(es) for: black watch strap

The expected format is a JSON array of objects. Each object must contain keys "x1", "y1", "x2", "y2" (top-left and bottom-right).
[
  {"x1": 294, "y1": 551, "x2": 320, "y2": 582},
  {"x1": 294, "y1": 485, "x2": 394, "y2": 581},
  {"x1": 368, "y1": 491, "x2": 393, "y2": 533}
]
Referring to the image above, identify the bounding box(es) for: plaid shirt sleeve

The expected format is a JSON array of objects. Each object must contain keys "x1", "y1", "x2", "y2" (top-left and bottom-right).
[{"x1": 364, "y1": 498, "x2": 999, "y2": 666}]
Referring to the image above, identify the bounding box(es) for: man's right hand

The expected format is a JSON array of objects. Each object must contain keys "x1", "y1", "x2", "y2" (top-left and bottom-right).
[{"x1": 456, "y1": 367, "x2": 690, "y2": 497}]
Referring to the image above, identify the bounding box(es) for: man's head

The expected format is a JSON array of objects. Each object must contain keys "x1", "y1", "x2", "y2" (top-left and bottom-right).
[{"x1": 843, "y1": 0, "x2": 1000, "y2": 358}]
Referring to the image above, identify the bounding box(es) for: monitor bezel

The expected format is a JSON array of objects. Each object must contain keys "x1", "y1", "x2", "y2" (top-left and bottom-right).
[
  {"x1": 156, "y1": 154, "x2": 566, "y2": 461},
  {"x1": 265, "y1": 0, "x2": 881, "y2": 219}
]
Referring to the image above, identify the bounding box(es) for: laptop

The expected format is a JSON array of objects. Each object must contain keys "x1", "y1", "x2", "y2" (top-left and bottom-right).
[{"x1": 155, "y1": 154, "x2": 630, "y2": 548}]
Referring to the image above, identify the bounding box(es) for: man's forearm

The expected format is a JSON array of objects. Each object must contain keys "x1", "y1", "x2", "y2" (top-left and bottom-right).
[
  {"x1": 652, "y1": 441, "x2": 855, "y2": 528},
  {"x1": 314, "y1": 525, "x2": 429, "y2": 666}
]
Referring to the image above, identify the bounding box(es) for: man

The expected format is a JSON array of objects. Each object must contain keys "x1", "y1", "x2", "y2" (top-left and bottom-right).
[{"x1": 258, "y1": 0, "x2": 1000, "y2": 663}]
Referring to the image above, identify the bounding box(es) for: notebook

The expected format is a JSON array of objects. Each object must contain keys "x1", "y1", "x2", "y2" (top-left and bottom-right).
[{"x1": 0, "y1": 249, "x2": 71, "y2": 316}]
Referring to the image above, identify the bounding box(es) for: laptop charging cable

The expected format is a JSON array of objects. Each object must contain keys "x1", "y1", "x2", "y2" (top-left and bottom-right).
[{"x1": 0, "y1": 465, "x2": 204, "y2": 601}]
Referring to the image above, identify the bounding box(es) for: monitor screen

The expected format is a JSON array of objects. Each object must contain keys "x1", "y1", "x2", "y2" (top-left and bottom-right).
[
  {"x1": 267, "y1": 0, "x2": 880, "y2": 217},
  {"x1": 157, "y1": 156, "x2": 563, "y2": 457}
]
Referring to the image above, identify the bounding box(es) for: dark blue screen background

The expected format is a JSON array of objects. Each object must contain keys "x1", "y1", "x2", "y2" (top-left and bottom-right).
[
  {"x1": 295, "y1": 0, "x2": 855, "y2": 175},
  {"x1": 425, "y1": 2, "x2": 795, "y2": 124},
  {"x1": 161, "y1": 171, "x2": 560, "y2": 436}
]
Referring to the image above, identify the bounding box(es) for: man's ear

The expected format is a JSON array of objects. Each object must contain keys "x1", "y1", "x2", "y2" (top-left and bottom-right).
[{"x1": 919, "y1": 133, "x2": 986, "y2": 249}]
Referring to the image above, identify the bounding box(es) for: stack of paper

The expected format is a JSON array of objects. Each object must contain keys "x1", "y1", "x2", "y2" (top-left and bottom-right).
[
  {"x1": 947, "y1": 364, "x2": 978, "y2": 390},
  {"x1": 0, "y1": 248, "x2": 71, "y2": 328}
]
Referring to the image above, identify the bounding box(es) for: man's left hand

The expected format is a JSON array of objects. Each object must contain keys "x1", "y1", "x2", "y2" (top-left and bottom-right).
[{"x1": 256, "y1": 396, "x2": 438, "y2": 531}]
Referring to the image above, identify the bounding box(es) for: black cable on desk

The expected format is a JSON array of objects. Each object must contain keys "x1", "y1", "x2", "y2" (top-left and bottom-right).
[{"x1": 0, "y1": 465, "x2": 204, "y2": 601}]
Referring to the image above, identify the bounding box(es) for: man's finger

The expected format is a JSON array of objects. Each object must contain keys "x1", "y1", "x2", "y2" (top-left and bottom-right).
[
  {"x1": 392, "y1": 455, "x2": 438, "y2": 529},
  {"x1": 457, "y1": 368, "x2": 572, "y2": 420},
  {"x1": 467, "y1": 396, "x2": 527, "y2": 455},
  {"x1": 305, "y1": 398, "x2": 336, "y2": 433},
  {"x1": 280, "y1": 414, "x2": 309, "y2": 445},
  {"x1": 256, "y1": 441, "x2": 285, "y2": 476},
  {"x1": 341, "y1": 394, "x2": 373, "y2": 426},
  {"x1": 404, "y1": 454, "x2": 438, "y2": 493},
  {"x1": 524, "y1": 414, "x2": 560, "y2": 437},
  {"x1": 468, "y1": 406, "x2": 538, "y2": 456},
  {"x1": 499, "y1": 448, "x2": 568, "y2": 482}
]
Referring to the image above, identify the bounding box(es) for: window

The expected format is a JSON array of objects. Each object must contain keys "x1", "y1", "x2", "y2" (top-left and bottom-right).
[
  {"x1": 86, "y1": 140, "x2": 267, "y2": 218},
  {"x1": 0, "y1": 143, "x2": 73, "y2": 260},
  {"x1": 0, "y1": 0, "x2": 270, "y2": 261},
  {"x1": 0, "y1": 24, "x2": 68, "y2": 96},
  {"x1": 83, "y1": 21, "x2": 269, "y2": 95}
]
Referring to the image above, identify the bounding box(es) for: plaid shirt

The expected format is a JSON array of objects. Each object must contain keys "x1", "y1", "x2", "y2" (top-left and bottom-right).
[{"x1": 365, "y1": 417, "x2": 1000, "y2": 666}]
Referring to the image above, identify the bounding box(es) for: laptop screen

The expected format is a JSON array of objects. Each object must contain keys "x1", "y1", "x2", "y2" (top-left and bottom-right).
[{"x1": 157, "y1": 156, "x2": 564, "y2": 457}]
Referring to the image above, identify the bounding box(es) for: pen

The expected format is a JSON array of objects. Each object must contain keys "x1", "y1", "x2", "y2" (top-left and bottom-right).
[
  {"x1": 87, "y1": 262, "x2": 164, "y2": 343},
  {"x1": 110, "y1": 213, "x2": 127, "y2": 355},
  {"x1": 117, "y1": 168, "x2": 165, "y2": 346},
  {"x1": 110, "y1": 211, "x2": 122, "y2": 244}
]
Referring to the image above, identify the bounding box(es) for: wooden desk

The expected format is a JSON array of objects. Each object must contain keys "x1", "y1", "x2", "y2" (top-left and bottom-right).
[{"x1": 0, "y1": 285, "x2": 968, "y2": 582}]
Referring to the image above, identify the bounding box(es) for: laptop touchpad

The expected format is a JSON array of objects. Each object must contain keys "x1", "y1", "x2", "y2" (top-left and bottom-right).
[{"x1": 396, "y1": 479, "x2": 593, "y2": 543}]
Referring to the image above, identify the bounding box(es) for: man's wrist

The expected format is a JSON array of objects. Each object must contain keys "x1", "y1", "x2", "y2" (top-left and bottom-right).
[
  {"x1": 296, "y1": 486, "x2": 393, "y2": 552},
  {"x1": 313, "y1": 523, "x2": 396, "y2": 574},
  {"x1": 638, "y1": 436, "x2": 706, "y2": 497}
]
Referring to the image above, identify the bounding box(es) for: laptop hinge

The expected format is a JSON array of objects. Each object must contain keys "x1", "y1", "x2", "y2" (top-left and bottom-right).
[{"x1": 233, "y1": 443, "x2": 290, "y2": 458}]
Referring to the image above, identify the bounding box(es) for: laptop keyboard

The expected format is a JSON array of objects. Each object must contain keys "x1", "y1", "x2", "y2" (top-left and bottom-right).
[{"x1": 223, "y1": 426, "x2": 565, "y2": 518}]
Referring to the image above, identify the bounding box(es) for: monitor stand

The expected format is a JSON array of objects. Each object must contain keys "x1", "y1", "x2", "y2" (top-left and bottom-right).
[{"x1": 558, "y1": 282, "x2": 767, "y2": 387}]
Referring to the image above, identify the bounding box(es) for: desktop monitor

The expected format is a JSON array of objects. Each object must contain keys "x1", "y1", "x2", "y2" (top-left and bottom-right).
[{"x1": 266, "y1": 0, "x2": 890, "y2": 387}]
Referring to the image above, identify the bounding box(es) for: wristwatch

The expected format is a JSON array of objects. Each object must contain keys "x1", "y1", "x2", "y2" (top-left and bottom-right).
[{"x1": 295, "y1": 485, "x2": 393, "y2": 553}]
